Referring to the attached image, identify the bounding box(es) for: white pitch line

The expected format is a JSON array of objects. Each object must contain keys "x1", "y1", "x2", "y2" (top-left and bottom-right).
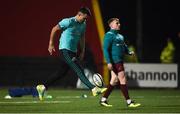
[
  {"x1": 160, "y1": 96, "x2": 180, "y2": 98},
  {"x1": 56, "y1": 96, "x2": 81, "y2": 99},
  {"x1": 55, "y1": 95, "x2": 146, "y2": 99},
  {"x1": 0, "y1": 100, "x2": 71, "y2": 104}
]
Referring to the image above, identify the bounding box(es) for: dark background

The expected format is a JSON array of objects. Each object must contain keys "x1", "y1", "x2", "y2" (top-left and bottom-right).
[
  {"x1": 99, "y1": 0, "x2": 180, "y2": 63},
  {"x1": 1, "y1": 0, "x2": 179, "y2": 62},
  {"x1": 0, "y1": 0, "x2": 179, "y2": 87}
]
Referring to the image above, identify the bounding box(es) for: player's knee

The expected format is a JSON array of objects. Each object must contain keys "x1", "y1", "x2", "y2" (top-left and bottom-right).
[
  {"x1": 110, "y1": 81, "x2": 118, "y2": 86},
  {"x1": 119, "y1": 76, "x2": 126, "y2": 84},
  {"x1": 110, "y1": 79, "x2": 119, "y2": 86}
]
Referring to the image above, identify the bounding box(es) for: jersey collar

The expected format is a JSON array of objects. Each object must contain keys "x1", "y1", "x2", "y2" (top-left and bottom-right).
[{"x1": 110, "y1": 29, "x2": 119, "y2": 34}]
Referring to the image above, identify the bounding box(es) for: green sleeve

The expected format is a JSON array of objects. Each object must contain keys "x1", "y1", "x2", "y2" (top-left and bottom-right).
[
  {"x1": 103, "y1": 33, "x2": 113, "y2": 64},
  {"x1": 123, "y1": 36, "x2": 131, "y2": 54},
  {"x1": 124, "y1": 42, "x2": 131, "y2": 54}
]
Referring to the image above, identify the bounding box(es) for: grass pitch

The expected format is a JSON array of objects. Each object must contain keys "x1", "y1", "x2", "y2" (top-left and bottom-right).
[{"x1": 0, "y1": 88, "x2": 180, "y2": 113}]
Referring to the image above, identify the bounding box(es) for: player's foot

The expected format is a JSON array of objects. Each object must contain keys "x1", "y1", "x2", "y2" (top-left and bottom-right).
[
  {"x1": 128, "y1": 101, "x2": 141, "y2": 108},
  {"x1": 4, "y1": 95, "x2": 12, "y2": 99},
  {"x1": 100, "y1": 100, "x2": 113, "y2": 107},
  {"x1": 92, "y1": 87, "x2": 107, "y2": 96},
  {"x1": 36, "y1": 84, "x2": 46, "y2": 100}
]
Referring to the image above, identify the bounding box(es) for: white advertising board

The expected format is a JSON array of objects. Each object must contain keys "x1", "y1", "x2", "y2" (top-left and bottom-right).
[{"x1": 124, "y1": 64, "x2": 178, "y2": 88}]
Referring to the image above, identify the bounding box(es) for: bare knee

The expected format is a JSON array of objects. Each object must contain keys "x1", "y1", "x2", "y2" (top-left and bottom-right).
[
  {"x1": 118, "y1": 71, "x2": 127, "y2": 85},
  {"x1": 110, "y1": 71, "x2": 119, "y2": 86}
]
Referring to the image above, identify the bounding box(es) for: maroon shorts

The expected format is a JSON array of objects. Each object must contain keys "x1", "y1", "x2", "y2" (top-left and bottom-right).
[{"x1": 112, "y1": 62, "x2": 124, "y2": 74}]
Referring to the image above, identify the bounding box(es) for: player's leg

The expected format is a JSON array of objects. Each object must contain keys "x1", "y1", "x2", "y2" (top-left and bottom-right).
[
  {"x1": 36, "y1": 52, "x2": 70, "y2": 100},
  {"x1": 44, "y1": 57, "x2": 70, "y2": 89},
  {"x1": 118, "y1": 66, "x2": 141, "y2": 107},
  {"x1": 100, "y1": 71, "x2": 118, "y2": 107},
  {"x1": 61, "y1": 49, "x2": 107, "y2": 96},
  {"x1": 118, "y1": 71, "x2": 130, "y2": 100}
]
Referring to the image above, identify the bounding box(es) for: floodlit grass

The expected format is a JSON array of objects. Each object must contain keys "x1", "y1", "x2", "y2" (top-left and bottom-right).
[{"x1": 0, "y1": 88, "x2": 180, "y2": 113}]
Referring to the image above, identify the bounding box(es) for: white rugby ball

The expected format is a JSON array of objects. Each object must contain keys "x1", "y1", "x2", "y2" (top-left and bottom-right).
[{"x1": 92, "y1": 73, "x2": 104, "y2": 87}]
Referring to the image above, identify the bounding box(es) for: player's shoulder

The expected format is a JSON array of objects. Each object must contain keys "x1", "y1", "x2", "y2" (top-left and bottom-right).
[
  {"x1": 106, "y1": 31, "x2": 114, "y2": 35},
  {"x1": 105, "y1": 31, "x2": 114, "y2": 38},
  {"x1": 104, "y1": 32, "x2": 114, "y2": 41},
  {"x1": 59, "y1": 17, "x2": 75, "y2": 26},
  {"x1": 118, "y1": 33, "x2": 124, "y2": 38}
]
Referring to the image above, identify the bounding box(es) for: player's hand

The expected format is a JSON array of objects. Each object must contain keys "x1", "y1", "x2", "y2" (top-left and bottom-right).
[
  {"x1": 48, "y1": 44, "x2": 55, "y2": 55},
  {"x1": 107, "y1": 63, "x2": 113, "y2": 70},
  {"x1": 129, "y1": 51, "x2": 135, "y2": 56}
]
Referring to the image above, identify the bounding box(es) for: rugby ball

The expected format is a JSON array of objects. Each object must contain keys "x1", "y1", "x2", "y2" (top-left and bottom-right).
[{"x1": 92, "y1": 73, "x2": 104, "y2": 88}]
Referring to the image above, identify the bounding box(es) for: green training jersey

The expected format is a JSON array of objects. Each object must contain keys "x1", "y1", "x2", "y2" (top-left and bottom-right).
[
  {"x1": 58, "y1": 17, "x2": 86, "y2": 52},
  {"x1": 103, "y1": 29, "x2": 130, "y2": 64}
]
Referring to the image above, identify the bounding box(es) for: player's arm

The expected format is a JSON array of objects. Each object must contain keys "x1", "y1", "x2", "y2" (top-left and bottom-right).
[
  {"x1": 48, "y1": 18, "x2": 70, "y2": 55},
  {"x1": 123, "y1": 38, "x2": 135, "y2": 56},
  {"x1": 103, "y1": 34, "x2": 113, "y2": 70},
  {"x1": 124, "y1": 43, "x2": 135, "y2": 56},
  {"x1": 48, "y1": 25, "x2": 61, "y2": 55}
]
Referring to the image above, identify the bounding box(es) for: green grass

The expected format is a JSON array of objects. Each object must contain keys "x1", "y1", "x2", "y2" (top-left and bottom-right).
[{"x1": 0, "y1": 88, "x2": 180, "y2": 113}]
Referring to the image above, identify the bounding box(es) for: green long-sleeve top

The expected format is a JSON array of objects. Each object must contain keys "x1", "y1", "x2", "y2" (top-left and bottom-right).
[{"x1": 103, "y1": 29, "x2": 131, "y2": 64}]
